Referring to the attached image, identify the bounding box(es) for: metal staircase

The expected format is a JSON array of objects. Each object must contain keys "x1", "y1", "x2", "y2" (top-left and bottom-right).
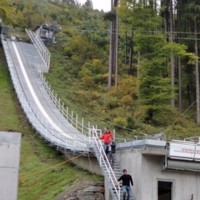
[
  {"x1": 90, "y1": 127, "x2": 135, "y2": 200},
  {"x1": 90, "y1": 128, "x2": 121, "y2": 200},
  {"x1": 113, "y1": 156, "x2": 135, "y2": 200}
]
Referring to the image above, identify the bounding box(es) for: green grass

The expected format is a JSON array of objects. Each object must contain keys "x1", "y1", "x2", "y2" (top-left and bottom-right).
[{"x1": 0, "y1": 47, "x2": 102, "y2": 200}]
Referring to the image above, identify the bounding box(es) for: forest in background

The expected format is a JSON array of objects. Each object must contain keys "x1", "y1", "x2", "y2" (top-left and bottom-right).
[
  {"x1": 1, "y1": 0, "x2": 200, "y2": 139},
  {"x1": 2, "y1": 0, "x2": 200, "y2": 199}
]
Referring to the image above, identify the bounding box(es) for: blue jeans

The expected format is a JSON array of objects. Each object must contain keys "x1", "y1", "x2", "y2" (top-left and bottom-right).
[{"x1": 122, "y1": 185, "x2": 131, "y2": 200}]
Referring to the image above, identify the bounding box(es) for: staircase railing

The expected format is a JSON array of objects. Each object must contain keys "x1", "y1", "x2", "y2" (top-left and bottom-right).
[{"x1": 90, "y1": 127, "x2": 120, "y2": 200}]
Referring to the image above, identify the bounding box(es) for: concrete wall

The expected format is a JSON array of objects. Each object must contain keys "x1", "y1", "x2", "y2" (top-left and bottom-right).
[
  {"x1": 61, "y1": 146, "x2": 200, "y2": 200},
  {"x1": 63, "y1": 151, "x2": 102, "y2": 175},
  {"x1": 117, "y1": 147, "x2": 200, "y2": 200},
  {"x1": 0, "y1": 132, "x2": 21, "y2": 200}
]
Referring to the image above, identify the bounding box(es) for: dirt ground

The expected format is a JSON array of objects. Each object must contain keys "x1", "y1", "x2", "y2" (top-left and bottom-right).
[{"x1": 55, "y1": 181, "x2": 104, "y2": 200}]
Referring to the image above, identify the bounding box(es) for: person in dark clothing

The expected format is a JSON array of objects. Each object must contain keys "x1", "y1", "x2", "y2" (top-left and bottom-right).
[
  {"x1": 110, "y1": 138, "x2": 116, "y2": 153},
  {"x1": 118, "y1": 169, "x2": 133, "y2": 200},
  {"x1": 108, "y1": 138, "x2": 116, "y2": 168}
]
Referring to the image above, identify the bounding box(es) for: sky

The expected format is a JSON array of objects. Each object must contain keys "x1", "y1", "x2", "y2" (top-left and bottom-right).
[{"x1": 78, "y1": 0, "x2": 111, "y2": 12}]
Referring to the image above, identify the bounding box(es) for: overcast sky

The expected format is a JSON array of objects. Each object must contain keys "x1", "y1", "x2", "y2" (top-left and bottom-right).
[{"x1": 78, "y1": 0, "x2": 111, "y2": 12}]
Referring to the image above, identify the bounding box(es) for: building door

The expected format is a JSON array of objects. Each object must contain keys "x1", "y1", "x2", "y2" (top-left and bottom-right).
[{"x1": 158, "y1": 181, "x2": 172, "y2": 200}]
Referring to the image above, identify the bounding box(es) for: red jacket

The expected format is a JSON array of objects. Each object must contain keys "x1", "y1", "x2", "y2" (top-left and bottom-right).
[{"x1": 99, "y1": 132, "x2": 113, "y2": 144}]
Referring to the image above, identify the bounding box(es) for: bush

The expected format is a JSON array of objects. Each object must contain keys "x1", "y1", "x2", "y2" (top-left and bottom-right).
[
  {"x1": 105, "y1": 96, "x2": 119, "y2": 109},
  {"x1": 120, "y1": 95, "x2": 133, "y2": 106},
  {"x1": 113, "y1": 117, "x2": 127, "y2": 128}
]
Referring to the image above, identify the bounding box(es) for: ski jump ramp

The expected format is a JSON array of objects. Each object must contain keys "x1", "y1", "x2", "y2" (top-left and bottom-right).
[{"x1": 2, "y1": 39, "x2": 91, "y2": 153}]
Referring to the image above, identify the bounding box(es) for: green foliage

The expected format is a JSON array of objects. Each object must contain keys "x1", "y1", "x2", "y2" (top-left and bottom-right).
[
  {"x1": 4, "y1": 0, "x2": 200, "y2": 152},
  {"x1": 0, "y1": 48, "x2": 102, "y2": 200},
  {"x1": 120, "y1": 95, "x2": 133, "y2": 106},
  {"x1": 162, "y1": 42, "x2": 198, "y2": 64},
  {"x1": 138, "y1": 55, "x2": 172, "y2": 123},
  {"x1": 78, "y1": 60, "x2": 107, "y2": 87},
  {"x1": 113, "y1": 117, "x2": 127, "y2": 128},
  {"x1": 0, "y1": 0, "x2": 19, "y2": 25},
  {"x1": 105, "y1": 96, "x2": 119, "y2": 109},
  {"x1": 84, "y1": 0, "x2": 93, "y2": 8},
  {"x1": 4, "y1": 1, "x2": 200, "y2": 199}
]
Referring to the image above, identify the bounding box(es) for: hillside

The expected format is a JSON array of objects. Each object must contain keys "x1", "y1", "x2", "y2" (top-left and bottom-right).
[
  {"x1": 0, "y1": 46, "x2": 103, "y2": 200},
  {"x1": 1, "y1": 0, "x2": 200, "y2": 199},
  {"x1": 46, "y1": 38, "x2": 200, "y2": 140},
  {"x1": 1, "y1": 0, "x2": 200, "y2": 137}
]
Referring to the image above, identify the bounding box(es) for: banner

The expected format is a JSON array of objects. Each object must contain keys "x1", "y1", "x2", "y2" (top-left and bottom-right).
[{"x1": 169, "y1": 142, "x2": 200, "y2": 160}]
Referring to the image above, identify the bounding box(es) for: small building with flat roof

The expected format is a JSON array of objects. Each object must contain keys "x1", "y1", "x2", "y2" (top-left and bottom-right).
[{"x1": 116, "y1": 136, "x2": 200, "y2": 200}]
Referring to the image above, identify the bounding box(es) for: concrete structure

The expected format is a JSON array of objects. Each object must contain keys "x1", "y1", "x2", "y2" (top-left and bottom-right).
[
  {"x1": 63, "y1": 151, "x2": 102, "y2": 175},
  {"x1": 116, "y1": 139, "x2": 200, "y2": 200},
  {"x1": 0, "y1": 132, "x2": 21, "y2": 200},
  {"x1": 60, "y1": 138, "x2": 200, "y2": 200}
]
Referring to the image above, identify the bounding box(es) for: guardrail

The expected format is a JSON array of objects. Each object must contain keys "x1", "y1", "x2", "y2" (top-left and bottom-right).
[
  {"x1": 38, "y1": 71, "x2": 93, "y2": 138},
  {"x1": 2, "y1": 39, "x2": 89, "y2": 152},
  {"x1": 26, "y1": 29, "x2": 50, "y2": 71},
  {"x1": 91, "y1": 127, "x2": 120, "y2": 200}
]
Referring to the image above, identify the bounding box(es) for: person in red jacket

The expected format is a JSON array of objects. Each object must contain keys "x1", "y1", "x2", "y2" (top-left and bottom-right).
[{"x1": 99, "y1": 127, "x2": 113, "y2": 154}]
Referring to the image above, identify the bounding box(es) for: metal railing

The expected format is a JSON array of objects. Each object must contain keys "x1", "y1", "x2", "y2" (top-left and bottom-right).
[
  {"x1": 38, "y1": 71, "x2": 92, "y2": 138},
  {"x1": 184, "y1": 136, "x2": 200, "y2": 144},
  {"x1": 90, "y1": 127, "x2": 121, "y2": 200},
  {"x1": 26, "y1": 29, "x2": 50, "y2": 71},
  {"x1": 2, "y1": 39, "x2": 89, "y2": 152},
  {"x1": 2, "y1": 38, "x2": 132, "y2": 199}
]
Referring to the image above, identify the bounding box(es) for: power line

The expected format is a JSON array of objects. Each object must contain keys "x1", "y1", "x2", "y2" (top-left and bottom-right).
[{"x1": 64, "y1": 24, "x2": 200, "y2": 35}]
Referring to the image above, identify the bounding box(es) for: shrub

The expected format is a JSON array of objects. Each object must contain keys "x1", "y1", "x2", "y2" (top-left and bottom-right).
[
  {"x1": 120, "y1": 95, "x2": 133, "y2": 106},
  {"x1": 113, "y1": 117, "x2": 127, "y2": 128}
]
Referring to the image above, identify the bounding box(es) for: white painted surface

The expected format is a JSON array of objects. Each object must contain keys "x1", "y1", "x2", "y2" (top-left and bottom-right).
[{"x1": 12, "y1": 42, "x2": 73, "y2": 139}]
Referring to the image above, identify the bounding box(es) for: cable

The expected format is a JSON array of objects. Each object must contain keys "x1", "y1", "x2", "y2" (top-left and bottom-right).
[
  {"x1": 20, "y1": 152, "x2": 86, "y2": 181},
  {"x1": 169, "y1": 97, "x2": 199, "y2": 126}
]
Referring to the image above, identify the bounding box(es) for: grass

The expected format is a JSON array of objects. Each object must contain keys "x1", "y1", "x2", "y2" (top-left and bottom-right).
[{"x1": 0, "y1": 46, "x2": 103, "y2": 200}]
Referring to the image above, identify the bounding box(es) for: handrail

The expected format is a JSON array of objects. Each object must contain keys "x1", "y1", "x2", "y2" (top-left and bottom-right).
[
  {"x1": 2, "y1": 39, "x2": 89, "y2": 152},
  {"x1": 3, "y1": 38, "x2": 121, "y2": 199},
  {"x1": 38, "y1": 71, "x2": 92, "y2": 138},
  {"x1": 25, "y1": 29, "x2": 50, "y2": 71},
  {"x1": 90, "y1": 127, "x2": 120, "y2": 199}
]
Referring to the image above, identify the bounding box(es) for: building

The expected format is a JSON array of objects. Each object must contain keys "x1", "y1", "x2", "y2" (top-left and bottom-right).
[
  {"x1": 117, "y1": 136, "x2": 200, "y2": 200},
  {"x1": 34, "y1": 23, "x2": 61, "y2": 44}
]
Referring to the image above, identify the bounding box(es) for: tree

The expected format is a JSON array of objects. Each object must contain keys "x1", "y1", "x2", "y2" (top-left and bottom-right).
[
  {"x1": 183, "y1": 2, "x2": 200, "y2": 123},
  {"x1": 0, "y1": 0, "x2": 18, "y2": 24},
  {"x1": 84, "y1": 0, "x2": 93, "y2": 8}
]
